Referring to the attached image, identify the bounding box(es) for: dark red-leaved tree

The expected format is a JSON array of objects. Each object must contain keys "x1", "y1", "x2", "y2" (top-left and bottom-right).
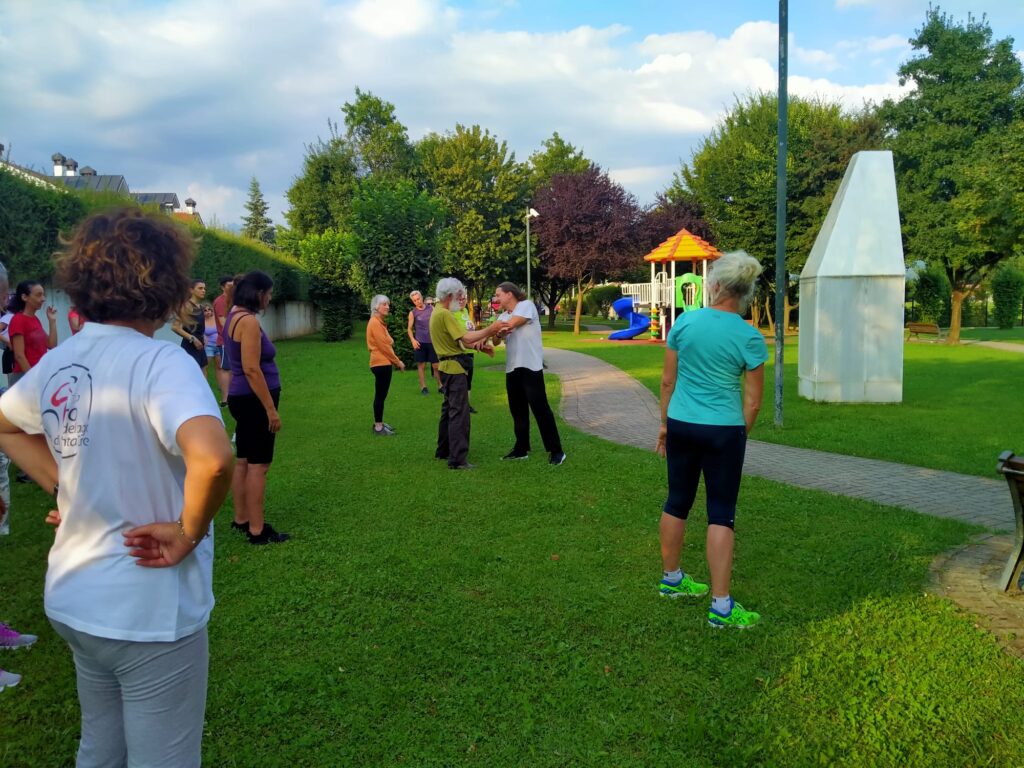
[
  {"x1": 534, "y1": 166, "x2": 643, "y2": 334},
  {"x1": 640, "y1": 191, "x2": 715, "y2": 253}
]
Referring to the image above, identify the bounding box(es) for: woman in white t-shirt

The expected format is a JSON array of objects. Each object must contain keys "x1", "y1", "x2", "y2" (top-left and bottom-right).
[
  {"x1": 494, "y1": 281, "x2": 565, "y2": 465},
  {"x1": 0, "y1": 208, "x2": 234, "y2": 767}
]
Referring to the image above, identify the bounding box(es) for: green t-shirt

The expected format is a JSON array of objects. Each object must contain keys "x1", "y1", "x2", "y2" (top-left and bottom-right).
[{"x1": 429, "y1": 305, "x2": 468, "y2": 374}]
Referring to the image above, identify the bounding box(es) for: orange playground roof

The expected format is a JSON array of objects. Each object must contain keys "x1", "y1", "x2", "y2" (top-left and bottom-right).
[{"x1": 643, "y1": 228, "x2": 722, "y2": 263}]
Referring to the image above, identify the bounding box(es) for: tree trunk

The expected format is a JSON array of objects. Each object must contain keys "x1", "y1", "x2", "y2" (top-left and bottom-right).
[
  {"x1": 751, "y1": 300, "x2": 762, "y2": 329},
  {"x1": 764, "y1": 296, "x2": 775, "y2": 334},
  {"x1": 574, "y1": 281, "x2": 586, "y2": 335},
  {"x1": 947, "y1": 289, "x2": 965, "y2": 345},
  {"x1": 783, "y1": 296, "x2": 798, "y2": 332}
]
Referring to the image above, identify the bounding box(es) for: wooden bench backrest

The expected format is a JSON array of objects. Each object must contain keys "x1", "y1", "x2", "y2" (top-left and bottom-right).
[{"x1": 997, "y1": 451, "x2": 1024, "y2": 591}]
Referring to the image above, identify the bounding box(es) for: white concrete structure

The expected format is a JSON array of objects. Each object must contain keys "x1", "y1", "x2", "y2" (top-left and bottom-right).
[{"x1": 798, "y1": 151, "x2": 905, "y2": 403}]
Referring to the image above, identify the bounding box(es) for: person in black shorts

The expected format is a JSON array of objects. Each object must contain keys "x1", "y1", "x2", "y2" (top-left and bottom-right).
[{"x1": 407, "y1": 290, "x2": 441, "y2": 395}]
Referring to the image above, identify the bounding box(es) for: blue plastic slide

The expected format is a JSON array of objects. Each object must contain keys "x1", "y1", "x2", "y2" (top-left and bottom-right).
[{"x1": 608, "y1": 296, "x2": 650, "y2": 340}]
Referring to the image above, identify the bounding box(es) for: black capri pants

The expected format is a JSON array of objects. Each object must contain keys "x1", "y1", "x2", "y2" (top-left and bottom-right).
[
  {"x1": 663, "y1": 418, "x2": 746, "y2": 529},
  {"x1": 371, "y1": 365, "x2": 393, "y2": 422},
  {"x1": 228, "y1": 388, "x2": 281, "y2": 465}
]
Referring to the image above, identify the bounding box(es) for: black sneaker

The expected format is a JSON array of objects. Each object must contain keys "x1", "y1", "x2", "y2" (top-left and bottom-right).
[
  {"x1": 469, "y1": 406, "x2": 478, "y2": 414},
  {"x1": 230, "y1": 520, "x2": 250, "y2": 534},
  {"x1": 247, "y1": 523, "x2": 290, "y2": 545},
  {"x1": 420, "y1": 387, "x2": 429, "y2": 396},
  {"x1": 549, "y1": 452, "x2": 567, "y2": 466},
  {"x1": 448, "y1": 463, "x2": 476, "y2": 470},
  {"x1": 502, "y1": 451, "x2": 528, "y2": 461}
]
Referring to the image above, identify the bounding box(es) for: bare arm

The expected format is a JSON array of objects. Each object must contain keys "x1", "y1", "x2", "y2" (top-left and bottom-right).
[
  {"x1": 460, "y1": 324, "x2": 501, "y2": 346},
  {"x1": 656, "y1": 349, "x2": 678, "y2": 457},
  {"x1": 123, "y1": 416, "x2": 234, "y2": 568},
  {"x1": 11, "y1": 334, "x2": 29, "y2": 373},
  {"x1": 45, "y1": 307, "x2": 58, "y2": 349},
  {"x1": 0, "y1": 407, "x2": 58, "y2": 493},
  {"x1": 237, "y1": 315, "x2": 280, "y2": 431},
  {"x1": 407, "y1": 311, "x2": 420, "y2": 349},
  {"x1": 742, "y1": 365, "x2": 764, "y2": 435}
]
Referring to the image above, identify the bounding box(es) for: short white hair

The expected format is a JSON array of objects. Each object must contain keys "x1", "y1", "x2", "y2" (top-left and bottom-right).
[
  {"x1": 707, "y1": 251, "x2": 763, "y2": 313},
  {"x1": 409, "y1": 290, "x2": 422, "y2": 300},
  {"x1": 435, "y1": 277, "x2": 465, "y2": 304},
  {"x1": 370, "y1": 294, "x2": 390, "y2": 314}
]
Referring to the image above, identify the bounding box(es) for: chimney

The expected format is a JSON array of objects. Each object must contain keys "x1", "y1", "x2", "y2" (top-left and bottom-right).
[
  {"x1": 80, "y1": 166, "x2": 97, "y2": 177},
  {"x1": 52, "y1": 152, "x2": 66, "y2": 177},
  {"x1": 185, "y1": 198, "x2": 196, "y2": 215},
  {"x1": 65, "y1": 158, "x2": 79, "y2": 177}
]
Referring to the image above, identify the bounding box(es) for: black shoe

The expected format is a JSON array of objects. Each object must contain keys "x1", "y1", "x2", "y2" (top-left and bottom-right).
[
  {"x1": 549, "y1": 452, "x2": 567, "y2": 466},
  {"x1": 15, "y1": 472, "x2": 30, "y2": 484},
  {"x1": 448, "y1": 463, "x2": 476, "y2": 470},
  {"x1": 469, "y1": 406, "x2": 478, "y2": 414},
  {"x1": 435, "y1": 453, "x2": 449, "y2": 461},
  {"x1": 247, "y1": 523, "x2": 289, "y2": 544},
  {"x1": 230, "y1": 520, "x2": 250, "y2": 534},
  {"x1": 219, "y1": 401, "x2": 228, "y2": 407},
  {"x1": 502, "y1": 451, "x2": 529, "y2": 461}
]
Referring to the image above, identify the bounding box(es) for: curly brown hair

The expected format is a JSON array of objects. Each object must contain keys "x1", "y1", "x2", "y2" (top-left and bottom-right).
[{"x1": 55, "y1": 207, "x2": 196, "y2": 323}]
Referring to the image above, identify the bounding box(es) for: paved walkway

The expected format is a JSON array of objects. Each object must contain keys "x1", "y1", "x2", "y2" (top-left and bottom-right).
[
  {"x1": 975, "y1": 340, "x2": 1024, "y2": 354},
  {"x1": 544, "y1": 345, "x2": 1024, "y2": 656}
]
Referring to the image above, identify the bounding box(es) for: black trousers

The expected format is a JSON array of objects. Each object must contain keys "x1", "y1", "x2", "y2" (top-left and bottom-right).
[
  {"x1": 436, "y1": 372, "x2": 470, "y2": 466},
  {"x1": 506, "y1": 367, "x2": 562, "y2": 455},
  {"x1": 663, "y1": 419, "x2": 746, "y2": 529},
  {"x1": 371, "y1": 365, "x2": 393, "y2": 422}
]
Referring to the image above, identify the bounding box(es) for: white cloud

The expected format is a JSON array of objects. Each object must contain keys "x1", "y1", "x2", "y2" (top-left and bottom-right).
[{"x1": 0, "y1": 2, "x2": 916, "y2": 222}]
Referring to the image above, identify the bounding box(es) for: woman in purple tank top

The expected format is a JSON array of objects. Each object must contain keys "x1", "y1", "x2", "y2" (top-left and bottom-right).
[{"x1": 224, "y1": 271, "x2": 288, "y2": 545}]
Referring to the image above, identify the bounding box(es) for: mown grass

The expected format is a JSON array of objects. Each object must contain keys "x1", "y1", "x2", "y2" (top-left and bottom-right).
[
  {"x1": 544, "y1": 329, "x2": 1024, "y2": 477},
  {"x1": 3, "y1": 331, "x2": 1024, "y2": 766}
]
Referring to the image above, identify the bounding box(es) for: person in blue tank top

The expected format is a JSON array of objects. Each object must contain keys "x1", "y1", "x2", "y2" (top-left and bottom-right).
[{"x1": 654, "y1": 251, "x2": 768, "y2": 629}]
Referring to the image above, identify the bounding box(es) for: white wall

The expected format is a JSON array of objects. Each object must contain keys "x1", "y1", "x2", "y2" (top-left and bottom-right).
[
  {"x1": 40, "y1": 286, "x2": 320, "y2": 345},
  {"x1": 798, "y1": 151, "x2": 905, "y2": 403}
]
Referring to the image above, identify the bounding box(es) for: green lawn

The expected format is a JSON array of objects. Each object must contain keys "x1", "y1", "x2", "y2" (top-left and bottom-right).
[
  {"x1": 4, "y1": 331, "x2": 1024, "y2": 766},
  {"x1": 960, "y1": 326, "x2": 1024, "y2": 344},
  {"x1": 544, "y1": 330, "x2": 1024, "y2": 477}
]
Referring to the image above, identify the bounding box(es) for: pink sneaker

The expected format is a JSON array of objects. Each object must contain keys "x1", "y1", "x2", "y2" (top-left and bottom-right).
[
  {"x1": 0, "y1": 668, "x2": 21, "y2": 691},
  {"x1": 0, "y1": 622, "x2": 37, "y2": 649}
]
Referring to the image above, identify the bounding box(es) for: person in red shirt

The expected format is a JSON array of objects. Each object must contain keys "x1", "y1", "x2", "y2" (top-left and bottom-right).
[
  {"x1": 8, "y1": 281, "x2": 57, "y2": 384},
  {"x1": 68, "y1": 306, "x2": 85, "y2": 335}
]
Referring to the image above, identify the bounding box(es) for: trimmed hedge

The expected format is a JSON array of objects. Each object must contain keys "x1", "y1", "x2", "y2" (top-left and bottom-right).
[
  {"x1": 0, "y1": 168, "x2": 86, "y2": 282},
  {"x1": 0, "y1": 168, "x2": 309, "y2": 302},
  {"x1": 992, "y1": 265, "x2": 1024, "y2": 329}
]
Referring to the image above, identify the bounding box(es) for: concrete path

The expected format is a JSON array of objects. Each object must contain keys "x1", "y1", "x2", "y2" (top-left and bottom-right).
[
  {"x1": 546, "y1": 344, "x2": 1024, "y2": 655},
  {"x1": 975, "y1": 340, "x2": 1024, "y2": 354},
  {"x1": 545, "y1": 346, "x2": 1009, "y2": 530}
]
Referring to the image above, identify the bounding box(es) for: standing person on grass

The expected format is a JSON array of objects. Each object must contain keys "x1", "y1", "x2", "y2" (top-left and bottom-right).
[
  {"x1": 366, "y1": 294, "x2": 405, "y2": 436},
  {"x1": 430, "y1": 277, "x2": 503, "y2": 470},
  {"x1": 212, "y1": 275, "x2": 233, "y2": 406},
  {"x1": 172, "y1": 279, "x2": 209, "y2": 374},
  {"x1": 225, "y1": 271, "x2": 289, "y2": 544},
  {"x1": 655, "y1": 251, "x2": 767, "y2": 629},
  {"x1": 0, "y1": 207, "x2": 234, "y2": 765},
  {"x1": 493, "y1": 282, "x2": 566, "y2": 465},
  {"x1": 407, "y1": 290, "x2": 441, "y2": 395},
  {"x1": 8, "y1": 280, "x2": 57, "y2": 386}
]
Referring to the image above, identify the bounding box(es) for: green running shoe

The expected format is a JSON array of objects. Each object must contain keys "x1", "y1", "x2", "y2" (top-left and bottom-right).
[
  {"x1": 707, "y1": 600, "x2": 760, "y2": 629},
  {"x1": 658, "y1": 574, "x2": 709, "y2": 599}
]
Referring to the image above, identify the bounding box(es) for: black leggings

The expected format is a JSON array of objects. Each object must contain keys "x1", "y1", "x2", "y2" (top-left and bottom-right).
[
  {"x1": 371, "y1": 365, "x2": 393, "y2": 422},
  {"x1": 663, "y1": 418, "x2": 746, "y2": 529}
]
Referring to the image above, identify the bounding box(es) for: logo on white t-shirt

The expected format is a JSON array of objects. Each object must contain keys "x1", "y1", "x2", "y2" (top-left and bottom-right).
[{"x1": 41, "y1": 364, "x2": 93, "y2": 458}]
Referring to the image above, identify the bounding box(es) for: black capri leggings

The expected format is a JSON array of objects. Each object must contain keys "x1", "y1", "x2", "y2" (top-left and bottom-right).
[
  {"x1": 371, "y1": 365, "x2": 393, "y2": 422},
  {"x1": 663, "y1": 418, "x2": 747, "y2": 529},
  {"x1": 228, "y1": 388, "x2": 281, "y2": 465}
]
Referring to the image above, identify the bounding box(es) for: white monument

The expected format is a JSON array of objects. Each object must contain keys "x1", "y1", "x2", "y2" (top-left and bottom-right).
[{"x1": 798, "y1": 151, "x2": 905, "y2": 403}]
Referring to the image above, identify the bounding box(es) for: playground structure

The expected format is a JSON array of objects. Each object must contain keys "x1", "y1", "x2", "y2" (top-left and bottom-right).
[{"x1": 617, "y1": 228, "x2": 722, "y2": 340}]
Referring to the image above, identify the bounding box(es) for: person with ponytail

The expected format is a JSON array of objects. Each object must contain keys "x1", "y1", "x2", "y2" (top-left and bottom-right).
[{"x1": 654, "y1": 251, "x2": 767, "y2": 629}]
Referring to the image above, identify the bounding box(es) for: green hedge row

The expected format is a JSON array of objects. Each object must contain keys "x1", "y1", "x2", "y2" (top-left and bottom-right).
[{"x1": 0, "y1": 168, "x2": 309, "y2": 302}]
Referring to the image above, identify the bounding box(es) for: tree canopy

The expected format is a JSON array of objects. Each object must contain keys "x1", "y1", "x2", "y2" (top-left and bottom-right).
[{"x1": 241, "y1": 177, "x2": 275, "y2": 245}]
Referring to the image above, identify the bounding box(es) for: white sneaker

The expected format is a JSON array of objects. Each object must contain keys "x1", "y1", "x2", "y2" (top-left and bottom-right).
[
  {"x1": 0, "y1": 669, "x2": 21, "y2": 691},
  {"x1": 0, "y1": 623, "x2": 37, "y2": 649}
]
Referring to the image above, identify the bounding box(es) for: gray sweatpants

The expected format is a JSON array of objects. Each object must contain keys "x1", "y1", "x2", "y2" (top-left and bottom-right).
[{"x1": 50, "y1": 620, "x2": 209, "y2": 768}]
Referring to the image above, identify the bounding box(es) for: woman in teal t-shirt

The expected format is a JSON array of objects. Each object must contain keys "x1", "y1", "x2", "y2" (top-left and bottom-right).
[{"x1": 655, "y1": 252, "x2": 768, "y2": 629}]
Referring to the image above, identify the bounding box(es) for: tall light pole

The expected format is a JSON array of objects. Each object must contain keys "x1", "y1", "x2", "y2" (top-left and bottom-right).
[
  {"x1": 774, "y1": 0, "x2": 788, "y2": 427},
  {"x1": 525, "y1": 207, "x2": 539, "y2": 301}
]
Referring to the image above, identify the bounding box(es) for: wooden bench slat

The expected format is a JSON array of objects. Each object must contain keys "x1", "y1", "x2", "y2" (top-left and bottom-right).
[{"x1": 997, "y1": 450, "x2": 1024, "y2": 591}]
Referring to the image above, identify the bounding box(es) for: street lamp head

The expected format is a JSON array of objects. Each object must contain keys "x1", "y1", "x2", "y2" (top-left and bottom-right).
[{"x1": 527, "y1": 208, "x2": 539, "y2": 218}]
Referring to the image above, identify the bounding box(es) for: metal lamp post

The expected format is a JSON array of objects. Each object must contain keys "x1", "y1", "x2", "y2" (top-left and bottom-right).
[{"x1": 525, "y1": 207, "x2": 539, "y2": 301}]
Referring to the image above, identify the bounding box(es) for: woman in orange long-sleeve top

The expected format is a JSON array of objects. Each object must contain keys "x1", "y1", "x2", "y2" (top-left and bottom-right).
[{"x1": 367, "y1": 294, "x2": 405, "y2": 436}]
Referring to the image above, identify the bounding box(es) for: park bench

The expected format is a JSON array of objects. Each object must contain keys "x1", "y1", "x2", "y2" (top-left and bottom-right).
[
  {"x1": 905, "y1": 321, "x2": 943, "y2": 341},
  {"x1": 997, "y1": 451, "x2": 1024, "y2": 591}
]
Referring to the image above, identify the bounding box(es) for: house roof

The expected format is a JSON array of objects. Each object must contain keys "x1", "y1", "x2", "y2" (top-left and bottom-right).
[
  {"x1": 131, "y1": 192, "x2": 179, "y2": 208},
  {"x1": 643, "y1": 228, "x2": 722, "y2": 263},
  {"x1": 55, "y1": 174, "x2": 130, "y2": 194},
  {"x1": 1, "y1": 160, "x2": 63, "y2": 190}
]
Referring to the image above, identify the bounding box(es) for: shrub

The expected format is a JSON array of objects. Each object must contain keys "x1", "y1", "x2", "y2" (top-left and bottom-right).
[
  {"x1": 584, "y1": 284, "x2": 622, "y2": 316},
  {"x1": 914, "y1": 267, "x2": 951, "y2": 326},
  {"x1": 189, "y1": 224, "x2": 308, "y2": 302},
  {"x1": 992, "y1": 266, "x2": 1024, "y2": 329}
]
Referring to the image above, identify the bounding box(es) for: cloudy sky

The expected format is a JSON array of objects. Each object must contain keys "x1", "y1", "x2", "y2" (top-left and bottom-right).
[{"x1": 2, "y1": 0, "x2": 1022, "y2": 228}]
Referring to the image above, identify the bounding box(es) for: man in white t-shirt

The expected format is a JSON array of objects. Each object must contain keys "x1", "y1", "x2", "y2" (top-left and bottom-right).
[
  {"x1": 0, "y1": 208, "x2": 233, "y2": 767},
  {"x1": 494, "y1": 281, "x2": 566, "y2": 465}
]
